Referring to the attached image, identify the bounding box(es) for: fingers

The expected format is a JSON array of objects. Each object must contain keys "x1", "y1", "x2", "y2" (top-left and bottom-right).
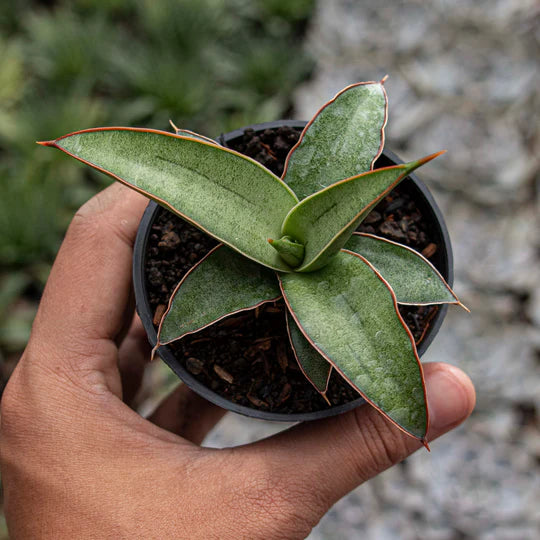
[
  {"x1": 119, "y1": 312, "x2": 226, "y2": 442},
  {"x1": 230, "y1": 362, "x2": 475, "y2": 526},
  {"x1": 37, "y1": 183, "x2": 148, "y2": 343},
  {"x1": 28, "y1": 183, "x2": 148, "y2": 375},
  {"x1": 147, "y1": 384, "x2": 227, "y2": 444}
]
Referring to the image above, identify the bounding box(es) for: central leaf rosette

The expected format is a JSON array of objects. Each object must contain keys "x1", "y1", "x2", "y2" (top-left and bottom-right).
[
  {"x1": 40, "y1": 79, "x2": 464, "y2": 444},
  {"x1": 268, "y1": 236, "x2": 305, "y2": 268}
]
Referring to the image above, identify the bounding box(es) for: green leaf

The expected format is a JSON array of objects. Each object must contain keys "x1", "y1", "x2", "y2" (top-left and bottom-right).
[
  {"x1": 40, "y1": 128, "x2": 298, "y2": 271},
  {"x1": 282, "y1": 153, "x2": 444, "y2": 273},
  {"x1": 286, "y1": 311, "x2": 332, "y2": 397},
  {"x1": 279, "y1": 250, "x2": 428, "y2": 441},
  {"x1": 282, "y1": 81, "x2": 387, "y2": 200},
  {"x1": 157, "y1": 244, "x2": 281, "y2": 345},
  {"x1": 345, "y1": 233, "x2": 460, "y2": 305},
  {"x1": 268, "y1": 235, "x2": 304, "y2": 267}
]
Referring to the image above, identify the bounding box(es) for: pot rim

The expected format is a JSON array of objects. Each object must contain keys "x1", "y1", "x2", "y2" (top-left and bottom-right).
[{"x1": 133, "y1": 120, "x2": 453, "y2": 422}]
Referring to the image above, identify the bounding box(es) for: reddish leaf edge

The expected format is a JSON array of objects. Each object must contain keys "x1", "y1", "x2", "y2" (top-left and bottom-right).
[
  {"x1": 351, "y1": 232, "x2": 469, "y2": 311},
  {"x1": 284, "y1": 311, "x2": 332, "y2": 405},
  {"x1": 168, "y1": 120, "x2": 218, "y2": 145},
  {"x1": 287, "y1": 152, "x2": 446, "y2": 273},
  {"x1": 281, "y1": 78, "x2": 389, "y2": 183},
  {"x1": 278, "y1": 249, "x2": 431, "y2": 449},
  {"x1": 37, "y1": 127, "x2": 298, "y2": 201},
  {"x1": 151, "y1": 243, "x2": 282, "y2": 360},
  {"x1": 37, "y1": 127, "x2": 297, "y2": 272}
]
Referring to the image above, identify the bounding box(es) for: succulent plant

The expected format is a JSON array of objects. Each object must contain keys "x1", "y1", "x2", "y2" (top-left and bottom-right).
[{"x1": 39, "y1": 78, "x2": 466, "y2": 446}]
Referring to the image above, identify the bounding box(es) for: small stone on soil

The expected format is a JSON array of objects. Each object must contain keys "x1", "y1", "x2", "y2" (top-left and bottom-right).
[
  {"x1": 186, "y1": 357, "x2": 204, "y2": 375},
  {"x1": 214, "y1": 365, "x2": 234, "y2": 384}
]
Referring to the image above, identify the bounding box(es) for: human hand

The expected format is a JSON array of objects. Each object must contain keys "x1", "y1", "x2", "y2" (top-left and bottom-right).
[{"x1": 0, "y1": 184, "x2": 475, "y2": 539}]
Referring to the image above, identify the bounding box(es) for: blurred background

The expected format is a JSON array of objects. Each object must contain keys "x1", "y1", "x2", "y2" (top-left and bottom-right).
[{"x1": 0, "y1": 0, "x2": 538, "y2": 538}]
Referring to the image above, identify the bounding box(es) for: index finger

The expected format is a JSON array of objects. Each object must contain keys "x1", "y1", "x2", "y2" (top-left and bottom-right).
[{"x1": 30, "y1": 183, "x2": 149, "y2": 365}]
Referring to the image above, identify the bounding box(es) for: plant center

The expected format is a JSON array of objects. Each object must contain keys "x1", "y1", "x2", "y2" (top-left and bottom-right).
[{"x1": 268, "y1": 236, "x2": 305, "y2": 268}]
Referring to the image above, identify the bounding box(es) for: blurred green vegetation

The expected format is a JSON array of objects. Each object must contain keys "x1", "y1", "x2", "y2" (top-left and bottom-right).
[
  {"x1": 0, "y1": 0, "x2": 315, "y2": 379},
  {"x1": 0, "y1": 1, "x2": 314, "y2": 535}
]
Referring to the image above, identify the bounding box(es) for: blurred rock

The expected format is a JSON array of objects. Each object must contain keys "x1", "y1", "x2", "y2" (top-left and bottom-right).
[
  {"x1": 449, "y1": 203, "x2": 539, "y2": 290},
  {"x1": 295, "y1": 0, "x2": 540, "y2": 208}
]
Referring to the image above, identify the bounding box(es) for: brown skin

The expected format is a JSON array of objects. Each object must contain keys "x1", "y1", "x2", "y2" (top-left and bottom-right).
[{"x1": 0, "y1": 184, "x2": 475, "y2": 539}]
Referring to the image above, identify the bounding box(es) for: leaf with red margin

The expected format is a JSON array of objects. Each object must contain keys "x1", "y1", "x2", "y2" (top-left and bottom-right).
[
  {"x1": 345, "y1": 233, "x2": 465, "y2": 307},
  {"x1": 169, "y1": 120, "x2": 218, "y2": 145},
  {"x1": 155, "y1": 244, "x2": 281, "y2": 346},
  {"x1": 38, "y1": 128, "x2": 298, "y2": 272},
  {"x1": 279, "y1": 249, "x2": 429, "y2": 442},
  {"x1": 282, "y1": 80, "x2": 388, "y2": 200},
  {"x1": 282, "y1": 153, "x2": 445, "y2": 273},
  {"x1": 286, "y1": 311, "x2": 332, "y2": 402}
]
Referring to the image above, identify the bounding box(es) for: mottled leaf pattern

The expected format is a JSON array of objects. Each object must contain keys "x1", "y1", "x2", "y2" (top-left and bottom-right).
[
  {"x1": 39, "y1": 80, "x2": 455, "y2": 442},
  {"x1": 279, "y1": 250, "x2": 428, "y2": 440},
  {"x1": 42, "y1": 128, "x2": 298, "y2": 271},
  {"x1": 158, "y1": 245, "x2": 281, "y2": 344},
  {"x1": 345, "y1": 233, "x2": 459, "y2": 305},
  {"x1": 282, "y1": 154, "x2": 443, "y2": 273},
  {"x1": 283, "y1": 82, "x2": 387, "y2": 199}
]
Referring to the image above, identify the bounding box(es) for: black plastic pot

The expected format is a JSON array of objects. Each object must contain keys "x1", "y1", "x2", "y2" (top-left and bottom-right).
[{"x1": 133, "y1": 121, "x2": 453, "y2": 422}]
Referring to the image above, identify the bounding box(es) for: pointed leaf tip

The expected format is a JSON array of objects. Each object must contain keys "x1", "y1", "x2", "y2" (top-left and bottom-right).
[
  {"x1": 37, "y1": 140, "x2": 55, "y2": 147},
  {"x1": 415, "y1": 150, "x2": 446, "y2": 167},
  {"x1": 345, "y1": 233, "x2": 460, "y2": 306},
  {"x1": 422, "y1": 438, "x2": 431, "y2": 451},
  {"x1": 279, "y1": 251, "x2": 428, "y2": 439},
  {"x1": 380, "y1": 74, "x2": 389, "y2": 84},
  {"x1": 269, "y1": 236, "x2": 305, "y2": 267},
  {"x1": 282, "y1": 81, "x2": 388, "y2": 200},
  {"x1": 44, "y1": 127, "x2": 297, "y2": 271},
  {"x1": 286, "y1": 311, "x2": 332, "y2": 397},
  {"x1": 157, "y1": 245, "x2": 281, "y2": 345},
  {"x1": 283, "y1": 156, "x2": 441, "y2": 273}
]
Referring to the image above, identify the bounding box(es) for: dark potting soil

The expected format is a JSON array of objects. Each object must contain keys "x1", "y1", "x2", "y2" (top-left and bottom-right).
[{"x1": 144, "y1": 126, "x2": 440, "y2": 413}]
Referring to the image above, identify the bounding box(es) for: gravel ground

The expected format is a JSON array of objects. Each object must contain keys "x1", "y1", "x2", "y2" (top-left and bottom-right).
[{"x1": 205, "y1": 1, "x2": 540, "y2": 538}]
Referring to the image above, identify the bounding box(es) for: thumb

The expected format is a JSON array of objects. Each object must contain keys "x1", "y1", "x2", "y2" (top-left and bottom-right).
[{"x1": 231, "y1": 362, "x2": 475, "y2": 531}]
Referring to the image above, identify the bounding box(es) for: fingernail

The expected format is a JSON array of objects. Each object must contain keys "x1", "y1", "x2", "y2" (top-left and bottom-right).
[{"x1": 426, "y1": 365, "x2": 475, "y2": 433}]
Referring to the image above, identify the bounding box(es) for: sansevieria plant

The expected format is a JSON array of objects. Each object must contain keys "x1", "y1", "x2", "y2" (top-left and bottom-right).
[{"x1": 39, "y1": 78, "x2": 466, "y2": 446}]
